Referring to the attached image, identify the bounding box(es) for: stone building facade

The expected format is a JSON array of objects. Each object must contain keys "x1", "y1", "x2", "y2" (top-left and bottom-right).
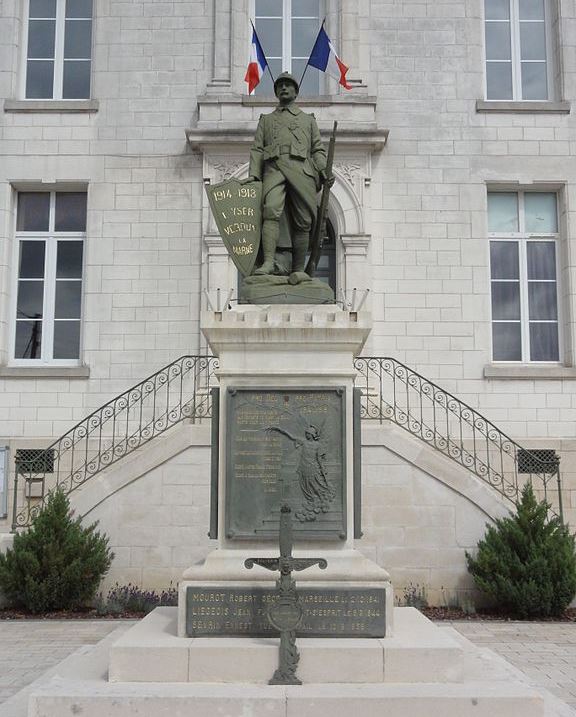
[{"x1": 0, "y1": 0, "x2": 575, "y2": 603}]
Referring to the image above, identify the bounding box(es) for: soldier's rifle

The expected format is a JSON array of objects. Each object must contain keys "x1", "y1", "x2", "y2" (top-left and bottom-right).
[{"x1": 305, "y1": 120, "x2": 337, "y2": 277}]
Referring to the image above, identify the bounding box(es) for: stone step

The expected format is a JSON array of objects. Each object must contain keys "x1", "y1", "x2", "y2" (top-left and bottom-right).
[
  {"x1": 109, "y1": 606, "x2": 464, "y2": 684},
  {"x1": 28, "y1": 680, "x2": 544, "y2": 717}
]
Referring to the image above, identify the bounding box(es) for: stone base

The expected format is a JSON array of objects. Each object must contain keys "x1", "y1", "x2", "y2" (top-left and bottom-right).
[
  {"x1": 239, "y1": 275, "x2": 335, "y2": 304},
  {"x1": 177, "y1": 548, "x2": 394, "y2": 637},
  {"x1": 110, "y1": 607, "x2": 462, "y2": 684},
  {"x1": 21, "y1": 607, "x2": 556, "y2": 717}
]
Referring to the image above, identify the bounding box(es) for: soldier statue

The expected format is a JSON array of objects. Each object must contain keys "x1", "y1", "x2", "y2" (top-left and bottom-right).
[{"x1": 247, "y1": 72, "x2": 333, "y2": 277}]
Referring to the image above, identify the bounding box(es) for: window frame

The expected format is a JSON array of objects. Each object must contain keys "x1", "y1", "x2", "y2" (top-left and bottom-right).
[
  {"x1": 488, "y1": 189, "x2": 562, "y2": 363},
  {"x1": 10, "y1": 190, "x2": 86, "y2": 367},
  {"x1": 0, "y1": 447, "x2": 7, "y2": 519},
  {"x1": 483, "y1": 0, "x2": 555, "y2": 102},
  {"x1": 252, "y1": 0, "x2": 325, "y2": 96},
  {"x1": 21, "y1": 0, "x2": 94, "y2": 101}
]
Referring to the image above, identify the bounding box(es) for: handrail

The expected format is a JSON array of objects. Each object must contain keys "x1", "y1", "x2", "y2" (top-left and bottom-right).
[
  {"x1": 12, "y1": 355, "x2": 218, "y2": 530},
  {"x1": 354, "y1": 356, "x2": 563, "y2": 520}
]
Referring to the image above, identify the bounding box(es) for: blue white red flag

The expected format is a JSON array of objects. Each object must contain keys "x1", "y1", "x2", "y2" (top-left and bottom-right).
[
  {"x1": 245, "y1": 27, "x2": 268, "y2": 94},
  {"x1": 308, "y1": 26, "x2": 352, "y2": 90}
]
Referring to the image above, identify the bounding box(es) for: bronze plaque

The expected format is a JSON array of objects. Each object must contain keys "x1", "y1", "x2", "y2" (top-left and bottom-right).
[
  {"x1": 186, "y1": 586, "x2": 386, "y2": 638},
  {"x1": 226, "y1": 388, "x2": 346, "y2": 540}
]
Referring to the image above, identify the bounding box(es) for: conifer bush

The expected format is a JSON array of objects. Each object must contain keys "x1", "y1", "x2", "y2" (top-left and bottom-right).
[
  {"x1": 0, "y1": 490, "x2": 113, "y2": 613},
  {"x1": 466, "y1": 483, "x2": 576, "y2": 618}
]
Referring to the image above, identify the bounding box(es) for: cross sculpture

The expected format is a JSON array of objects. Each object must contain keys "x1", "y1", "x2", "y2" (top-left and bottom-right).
[{"x1": 245, "y1": 504, "x2": 327, "y2": 685}]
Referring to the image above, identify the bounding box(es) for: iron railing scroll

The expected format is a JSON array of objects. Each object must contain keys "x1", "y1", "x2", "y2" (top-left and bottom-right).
[
  {"x1": 354, "y1": 356, "x2": 563, "y2": 521},
  {"x1": 12, "y1": 355, "x2": 218, "y2": 531}
]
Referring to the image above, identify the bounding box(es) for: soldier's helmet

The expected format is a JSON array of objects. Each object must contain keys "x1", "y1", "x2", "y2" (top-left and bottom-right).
[{"x1": 274, "y1": 72, "x2": 299, "y2": 97}]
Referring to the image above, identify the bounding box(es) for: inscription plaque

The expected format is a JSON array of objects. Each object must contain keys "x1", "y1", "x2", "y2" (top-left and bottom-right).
[
  {"x1": 186, "y1": 586, "x2": 386, "y2": 638},
  {"x1": 226, "y1": 388, "x2": 346, "y2": 540}
]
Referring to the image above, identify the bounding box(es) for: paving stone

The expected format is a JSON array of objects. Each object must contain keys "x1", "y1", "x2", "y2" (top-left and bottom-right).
[{"x1": 0, "y1": 618, "x2": 573, "y2": 714}]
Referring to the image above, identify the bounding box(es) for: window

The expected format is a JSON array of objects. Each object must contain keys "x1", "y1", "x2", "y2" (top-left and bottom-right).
[
  {"x1": 24, "y1": 0, "x2": 93, "y2": 99},
  {"x1": 13, "y1": 191, "x2": 86, "y2": 363},
  {"x1": 484, "y1": 0, "x2": 552, "y2": 100},
  {"x1": 488, "y1": 191, "x2": 560, "y2": 362},
  {"x1": 254, "y1": 0, "x2": 321, "y2": 96}
]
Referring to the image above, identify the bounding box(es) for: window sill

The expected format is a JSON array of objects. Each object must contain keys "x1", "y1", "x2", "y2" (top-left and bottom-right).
[
  {"x1": 0, "y1": 365, "x2": 90, "y2": 379},
  {"x1": 3, "y1": 99, "x2": 99, "y2": 114},
  {"x1": 476, "y1": 100, "x2": 571, "y2": 114},
  {"x1": 484, "y1": 364, "x2": 576, "y2": 380}
]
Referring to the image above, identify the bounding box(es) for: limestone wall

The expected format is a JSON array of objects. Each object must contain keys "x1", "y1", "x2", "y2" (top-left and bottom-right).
[{"x1": 0, "y1": 0, "x2": 576, "y2": 593}]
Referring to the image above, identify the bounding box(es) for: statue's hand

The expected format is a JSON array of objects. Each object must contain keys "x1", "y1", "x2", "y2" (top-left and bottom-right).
[
  {"x1": 240, "y1": 176, "x2": 260, "y2": 184},
  {"x1": 320, "y1": 171, "x2": 335, "y2": 188}
]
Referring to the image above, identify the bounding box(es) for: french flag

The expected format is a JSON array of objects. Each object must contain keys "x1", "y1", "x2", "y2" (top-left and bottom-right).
[
  {"x1": 308, "y1": 26, "x2": 352, "y2": 90},
  {"x1": 245, "y1": 27, "x2": 268, "y2": 94}
]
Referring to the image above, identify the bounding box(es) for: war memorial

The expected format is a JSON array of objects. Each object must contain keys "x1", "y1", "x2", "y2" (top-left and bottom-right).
[{"x1": 20, "y1": 70, "x2": 552, "y2": 717}]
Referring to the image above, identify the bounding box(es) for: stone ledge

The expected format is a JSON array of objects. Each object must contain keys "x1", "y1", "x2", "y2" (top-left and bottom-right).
[
  {"x1": 0, "y1": 365, "x2": 90, "y2": 379},
  {"x1": 476, "y1": 99, "x2": 571, "y2": 114},
  {"x1": 186, "y1": 127, "x2": 389, "y2": 151},
  {"x1": 3, "y1": 99, "x2": 99, "y2": 113},
  {"x1": 484, "y1": 364, "x2": 576, "y2": 380}
]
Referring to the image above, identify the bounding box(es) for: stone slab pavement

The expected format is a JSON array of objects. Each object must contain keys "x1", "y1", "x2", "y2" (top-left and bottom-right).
[
  {"x1": 0, "y1": 619, "x2": 133, "y2": 705},
  {"x1": 444, "y1": 620, "x2": 576, "y2": 712},
  {"x1": 0, "y1": 618, "x2": 573, "y2": 713}
]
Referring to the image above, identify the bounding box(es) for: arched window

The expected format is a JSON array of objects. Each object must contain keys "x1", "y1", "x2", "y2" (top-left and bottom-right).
[{"x1": 254, "y1": 0, "x2": 322, "y2": 96}]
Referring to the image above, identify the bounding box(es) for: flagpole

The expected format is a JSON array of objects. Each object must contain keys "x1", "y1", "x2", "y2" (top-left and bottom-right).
[
  {"x1": 298, "y1": 17, "x2": 325, "y2": 89},
  {"x1": 250, "y1": 19, "x2": 276, "y2": 86}
]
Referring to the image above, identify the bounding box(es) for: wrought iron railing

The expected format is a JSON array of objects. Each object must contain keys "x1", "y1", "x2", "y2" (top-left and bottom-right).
[
  {"x1": 11, "y1": 352, "x2": 563, "y2": 530},
  {"x1": 12, "y1": 355, "x2": 218, "y2": 530},
  {"x1": 354, "y1": 356, "x2": 563, "y2": 520}
]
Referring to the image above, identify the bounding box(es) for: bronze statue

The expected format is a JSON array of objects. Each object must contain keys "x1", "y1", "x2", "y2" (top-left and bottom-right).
[
  {"x1": 247, "y1": 72, "x2": 332, "y2": 278},
  {"x1": 204, "y1": 73, "x2": 337, "y2": 303}
]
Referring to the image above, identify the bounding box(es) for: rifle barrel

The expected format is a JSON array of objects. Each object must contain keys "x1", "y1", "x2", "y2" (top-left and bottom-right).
[{"x1": 305, "y1": 121, "x2": 337, "y2": 277}]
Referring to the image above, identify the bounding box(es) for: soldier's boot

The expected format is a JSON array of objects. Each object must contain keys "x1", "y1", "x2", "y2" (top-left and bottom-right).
[
  {"x1": 291, "y1": 231, "x2": 310, "y2": 273},
  {"x1": 254, "y1": 219, "x2": 278, "y2": 274}
]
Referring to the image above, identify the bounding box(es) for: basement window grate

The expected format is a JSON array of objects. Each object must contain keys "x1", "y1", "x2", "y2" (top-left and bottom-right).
[
  {"x1": 517, "y1": 449, "x2": 558, "y2": 474},
  {"x1": 15, "y1": 448, "x2": 55, "y2": 475}
]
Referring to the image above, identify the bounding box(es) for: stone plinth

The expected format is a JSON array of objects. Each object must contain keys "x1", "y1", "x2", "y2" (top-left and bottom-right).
[{"x1": 111, "y1": 607, "x2": 462, "y2": 685}]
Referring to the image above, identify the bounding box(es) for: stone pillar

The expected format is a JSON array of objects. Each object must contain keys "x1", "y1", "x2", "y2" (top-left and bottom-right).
[
  {"x1": 203, "y1": 234, "x2": 236, "y2": 304},
  {"x1": 178, "y1": 305, "x2": 393, "y2": 637},
  {"x1": 341, "y1": 234, "x2": 371, "y2": 296},
  {"x1": 207, "y1": 0, "x2": 232, "y2": 90}
]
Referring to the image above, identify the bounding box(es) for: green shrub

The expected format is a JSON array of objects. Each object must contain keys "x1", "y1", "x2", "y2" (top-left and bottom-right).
[
  {"x1": 466, "y1": 483, "x2": 576, "y2": 618},
  {"x1": 0, "y1": 489, "x2": 113, "y2": 613}
]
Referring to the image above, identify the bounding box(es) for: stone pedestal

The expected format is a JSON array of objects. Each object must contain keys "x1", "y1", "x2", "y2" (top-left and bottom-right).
[{"x1": 178, "y1": 305, "x2": 394, "y2": 638}]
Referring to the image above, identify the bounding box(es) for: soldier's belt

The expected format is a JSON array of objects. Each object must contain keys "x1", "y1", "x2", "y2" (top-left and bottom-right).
[{"x1": 278, "y1": 145, "x2": 291, "y2": 155}]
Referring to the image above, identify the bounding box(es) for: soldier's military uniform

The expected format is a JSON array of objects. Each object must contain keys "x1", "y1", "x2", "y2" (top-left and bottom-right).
[{"x1": 249, "y1": 74, "x2": 326, "y2": 275}]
